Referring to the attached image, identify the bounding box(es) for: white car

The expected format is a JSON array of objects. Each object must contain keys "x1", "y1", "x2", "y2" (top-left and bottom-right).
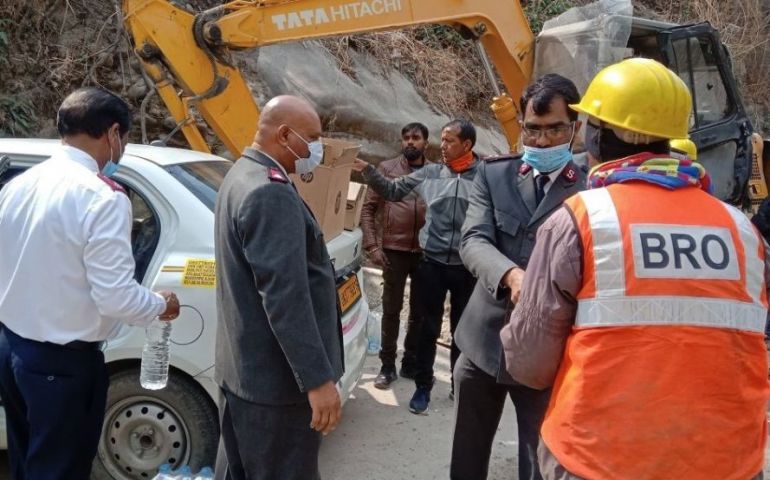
[{"x1": 0, "y1": 139, "x2": 370, "y2": 479}]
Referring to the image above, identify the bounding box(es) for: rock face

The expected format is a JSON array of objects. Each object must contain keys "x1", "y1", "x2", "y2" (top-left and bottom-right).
[{"x1": 239, "y1": 42, "x2": 509, "y2": 163}]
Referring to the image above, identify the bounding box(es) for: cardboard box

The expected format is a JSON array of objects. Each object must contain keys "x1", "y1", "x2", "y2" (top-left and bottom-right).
[
  {"x1": 344, "y1": 182, "x2": 368, "y2": 231},
  {"x1": 290, "y1": 138, "x2": 360, "y2": 240}
]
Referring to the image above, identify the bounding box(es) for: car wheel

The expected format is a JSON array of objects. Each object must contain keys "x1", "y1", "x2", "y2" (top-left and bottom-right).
[{"x1": 91, "y1": 369, "x2": 218, "y2": 479}]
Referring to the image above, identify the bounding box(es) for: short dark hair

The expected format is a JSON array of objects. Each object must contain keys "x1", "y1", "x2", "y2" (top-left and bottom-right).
[
  {"x1": 520, "y1": 74, "x2": 580, "y2": 122},
  {"x1": 401, "y1": 122, "x2": 428, "y2": 141},
  {"x1": 57, "y1": 87, "x2": 131, "y2": 139},
  {"x1": 443, "y1": 119, "x2": 476, "y2": 147}
]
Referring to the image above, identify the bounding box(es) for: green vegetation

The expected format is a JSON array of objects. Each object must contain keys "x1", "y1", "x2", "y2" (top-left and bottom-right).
[
  {"x1": 524, "y1": 0, "x2": 577, "y2": 33},
  {"x1": 0, "y1": 18, "x2": 35, "y2": 137}
]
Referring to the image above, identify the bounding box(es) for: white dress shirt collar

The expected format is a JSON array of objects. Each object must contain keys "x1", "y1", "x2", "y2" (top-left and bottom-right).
[
  {"x1": 533, "y1": 163, "x2": 568, "y2": 183},
  {"x1": 61, "y1": 145, "x2": 100, "y2": 173}
]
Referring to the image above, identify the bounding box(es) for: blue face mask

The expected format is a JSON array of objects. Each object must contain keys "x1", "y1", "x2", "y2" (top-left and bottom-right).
[
  {"x1": 102, "y1": 132, "x2": 122, "y2": 177},
  {"x1": 521, "y1": 126, "x2": 575, "y2": 173}
]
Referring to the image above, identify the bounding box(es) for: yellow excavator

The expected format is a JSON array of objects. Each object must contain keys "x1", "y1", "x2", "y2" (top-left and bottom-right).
[{"x1": 122, "y1": 0, "x2": 766, "y2": 209}]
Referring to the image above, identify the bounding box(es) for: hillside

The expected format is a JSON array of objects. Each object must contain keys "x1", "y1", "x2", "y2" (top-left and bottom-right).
[{"x1": 0, "y1": 0, "x2": 768, "y2": 159}]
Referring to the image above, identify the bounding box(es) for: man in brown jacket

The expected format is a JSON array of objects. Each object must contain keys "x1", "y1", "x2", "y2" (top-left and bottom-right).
[{"x1": 361, "y1": 122, "x2": 429, "y2": 389}]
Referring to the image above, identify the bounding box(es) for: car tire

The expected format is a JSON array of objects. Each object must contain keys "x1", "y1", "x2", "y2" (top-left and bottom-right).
[{"x1": 91, "y1": 368, "x2": 219, "y2": 480}]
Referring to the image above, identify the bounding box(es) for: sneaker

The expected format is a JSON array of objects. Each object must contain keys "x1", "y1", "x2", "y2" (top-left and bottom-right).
[
  {"x1": 373, "y1": 365, "x2": 398, "y2": 390},
  {"x1": 409, "y1": 385, "x2": 432, "y2": 415},
  {"x1": 399, "y1": 363, "x2": 418, "y2": 380}
]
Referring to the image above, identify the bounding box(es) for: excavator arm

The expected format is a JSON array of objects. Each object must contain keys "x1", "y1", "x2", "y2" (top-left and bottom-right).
[{"x1": 123, "y1": 0, "x2": 534, "y2": 157}]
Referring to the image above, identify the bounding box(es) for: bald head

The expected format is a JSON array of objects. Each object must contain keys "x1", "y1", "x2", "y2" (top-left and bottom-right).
[
  {"x1": 253, "y1": 95, "x2": 322, "y2": 173},
  {"x1": 259, "y1": 95, "x2": 318, "y2": 130}
]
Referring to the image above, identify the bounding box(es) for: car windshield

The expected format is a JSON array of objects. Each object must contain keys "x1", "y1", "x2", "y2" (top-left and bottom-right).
[{"x1": 164, "y1": 161, "x2": 231, "y2": 212}]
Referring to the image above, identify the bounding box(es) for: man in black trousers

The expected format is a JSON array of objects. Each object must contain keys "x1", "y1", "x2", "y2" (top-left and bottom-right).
[
  {"x1": 0, "y1": 87, "x2": 179, "y2": 479},
  {"x1": 453, "y1": 75, "x2": 585, "y2": 480},
  {"x1": 214, "y1": 95, "x2": 344, "y2": 480}
]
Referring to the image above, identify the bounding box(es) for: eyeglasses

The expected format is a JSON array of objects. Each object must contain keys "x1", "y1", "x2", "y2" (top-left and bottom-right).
[{"x1": 520, "y1": 122, "x2": 575, "y2": 140}]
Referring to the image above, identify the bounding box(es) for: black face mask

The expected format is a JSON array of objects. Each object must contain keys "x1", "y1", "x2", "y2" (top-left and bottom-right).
[
  {"x1": 586, "y1": 123, "x2": 669, "y2": 162},
  {"x1": 403, "y1": 146, "x2": 424, "y2": 162}
]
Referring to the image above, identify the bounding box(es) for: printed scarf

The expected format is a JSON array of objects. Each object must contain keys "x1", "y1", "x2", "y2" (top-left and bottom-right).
[{"x1": 588, "y1": 152, "x2": 712, "y2": 193}]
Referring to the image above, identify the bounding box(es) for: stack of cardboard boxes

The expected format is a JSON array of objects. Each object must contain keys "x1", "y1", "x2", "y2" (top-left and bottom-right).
[{"x1": 290, "y1": 138, "x2": 368, "y2": 240}]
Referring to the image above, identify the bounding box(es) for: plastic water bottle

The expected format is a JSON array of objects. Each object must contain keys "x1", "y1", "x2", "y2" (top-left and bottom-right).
[
  {"x1": 193, "y1": 467, "x2": 214, "y2": 480},
  {"x1": 140, "y1": 318, "x2": 172, "y2": 390},
  {"x1": 172, "y1": 465, "x2": 192, "y2": 480},
  {"x1": 366, "y1": 311, "x2": 381, "y2": 355},
  {"x1": 152, "y1": 464, "x2": 173, "y2": 480}
]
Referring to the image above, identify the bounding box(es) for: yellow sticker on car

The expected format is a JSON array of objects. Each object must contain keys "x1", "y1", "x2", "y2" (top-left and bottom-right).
[
  {"x1": 182, "y1": 259, "x2": 216, "y2": 288},
  {"x1": 337, "y1": 275, "x2": 362, "y2": 314}
]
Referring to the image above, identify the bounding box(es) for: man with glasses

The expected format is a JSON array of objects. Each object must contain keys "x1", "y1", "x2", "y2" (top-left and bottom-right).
[{"x1": 451, "y1": 74, "x2": 585, "y2": 480}]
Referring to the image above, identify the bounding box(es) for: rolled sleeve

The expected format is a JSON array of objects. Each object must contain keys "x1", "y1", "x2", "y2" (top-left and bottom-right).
[{"x1": 500, "y1": 207, "x2": 582, "y2": 389}]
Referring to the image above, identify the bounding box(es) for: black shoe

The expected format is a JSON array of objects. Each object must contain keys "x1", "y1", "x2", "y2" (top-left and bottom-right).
[
  {"x1": 409, "y1": 384, "x2": 432, "y2": 414},
  {"x1": 374, "y1": 365, "x2": 398, "y2": 389},
  {"x1": 399, "y1": 363, "x2": 417, "y2": 380}
]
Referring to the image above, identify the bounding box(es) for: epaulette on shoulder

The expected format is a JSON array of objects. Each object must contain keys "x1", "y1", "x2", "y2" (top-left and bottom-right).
[
  {"x1": 560, "y1": 163, "x2": 580, "y2": 184},
  {"x1": 268, "y1": 167, "x2": 289, "y2": 184},
  {"x1": 96, "y1": 173, "x2": 126, "y2": 194},
  {"x1": 482, "y1": 153, "x2": 522, "y2": 163}
]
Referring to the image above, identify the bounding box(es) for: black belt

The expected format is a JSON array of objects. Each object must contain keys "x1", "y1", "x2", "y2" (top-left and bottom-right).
[{"x1": 61, "y1": 340, "x2": 105, "y2": 351}]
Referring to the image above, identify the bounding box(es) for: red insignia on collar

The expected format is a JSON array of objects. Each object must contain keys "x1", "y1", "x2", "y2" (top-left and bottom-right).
[
  {"x1": 561, "y1": 166, "x2": 577, "y2": 182},
  {"x1": 519, "y1": 163, "x2": 532, "y2": 175},
  {"x1": 268, "y1": 167, "x2": 288, "y2": 183},
  {"x1": 96, "y1": 173, "x2": 126, "y2": 194}
]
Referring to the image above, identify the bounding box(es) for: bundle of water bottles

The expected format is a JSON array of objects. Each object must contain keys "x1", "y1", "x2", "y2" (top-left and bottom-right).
[
  {"x1": 152, "y1": 464, "x2": 213, "y2": 479},
  {"x1": 366, "y1": 311, "x2": 382, "y2": 355}
]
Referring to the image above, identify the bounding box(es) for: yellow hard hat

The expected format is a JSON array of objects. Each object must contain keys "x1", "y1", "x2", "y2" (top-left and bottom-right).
[
  {"x1": 670, "y1": 138, "x2": 698, "y2": 160},
  {"x1": 571, "y1": 58, "x2": 692, "y2": 141}
]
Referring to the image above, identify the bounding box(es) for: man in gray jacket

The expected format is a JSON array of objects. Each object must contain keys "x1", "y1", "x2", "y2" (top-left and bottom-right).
[
  {"x1": 214, "y1": 95, "x2": 344, "y2": 480},
  {"x1": 453, "y1": 75, "x2": 585, "y2": 480},
  {"x1": 353, "y1": 119, "x2": 479, "y2": 414}
]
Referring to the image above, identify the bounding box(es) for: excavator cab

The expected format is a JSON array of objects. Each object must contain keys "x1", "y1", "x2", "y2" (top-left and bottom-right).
[{"x1": 536, "y1": 13, "x2": 755, "y2": 208}]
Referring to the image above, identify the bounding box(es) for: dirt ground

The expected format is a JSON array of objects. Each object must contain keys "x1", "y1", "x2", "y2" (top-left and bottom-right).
[
  {"x1": 318, "y1": 266, "x2": 521, "y2": 479},
  {"x1": 0, "y1": 267, "x2": 769, "y2": 479},
  {"x1": 321, "y1": 267, "x2": 770, "y2": 480},
  {"x1": 318, "y1": 341, "x2": 522, "y2": 479}
]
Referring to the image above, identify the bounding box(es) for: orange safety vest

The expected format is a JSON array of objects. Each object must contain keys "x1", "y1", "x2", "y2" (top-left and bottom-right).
[{"x1": 543, "y1": 182, "x2": 769, "y2": 480}]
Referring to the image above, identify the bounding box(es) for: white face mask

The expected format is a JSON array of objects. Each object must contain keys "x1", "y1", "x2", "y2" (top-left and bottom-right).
[
  {"x1": 286, "y1": 128, "x2": 323, "y2": 175},
  {"x1": 103, "y1": 131, "x2": 122, "y2": 177}
]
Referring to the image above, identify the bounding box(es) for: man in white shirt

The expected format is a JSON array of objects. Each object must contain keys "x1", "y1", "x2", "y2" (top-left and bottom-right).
[{"x1": 0, "y1": 87, "x2": 180, "y2": 479}]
